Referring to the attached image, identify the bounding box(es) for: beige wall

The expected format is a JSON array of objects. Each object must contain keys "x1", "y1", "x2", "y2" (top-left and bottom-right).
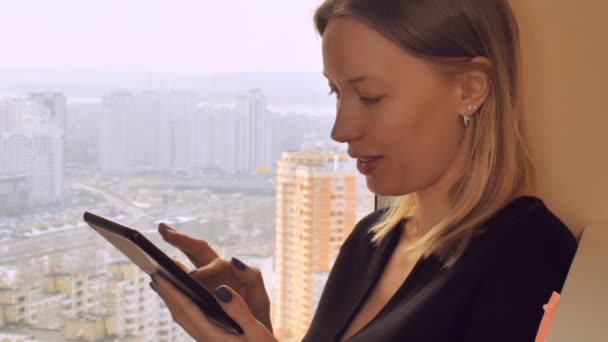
[
  {"x1": 510, "y1": 0, "x2": 608, "y2": 238},
  {"x1": 508, "y1": 1, "x2": 608, "y2": 340}
]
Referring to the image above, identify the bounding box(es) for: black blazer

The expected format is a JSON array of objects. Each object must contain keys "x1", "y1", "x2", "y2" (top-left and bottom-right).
[{"x1": 302, "y1": 196, "x2": 577, "y2": 341}]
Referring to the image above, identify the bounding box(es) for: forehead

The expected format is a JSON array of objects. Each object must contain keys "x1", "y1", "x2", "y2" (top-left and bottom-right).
[{"x1": 321, "y1": 17, "x2": 425, "y2": 82}]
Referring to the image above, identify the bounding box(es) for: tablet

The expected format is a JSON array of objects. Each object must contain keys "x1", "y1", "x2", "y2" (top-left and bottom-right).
[{"x1": 83, "y1": 211, "x2": 243, "y2": 335}]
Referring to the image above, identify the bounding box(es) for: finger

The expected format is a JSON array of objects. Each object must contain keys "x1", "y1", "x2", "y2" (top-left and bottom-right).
[
  {"x1": 152, "y1": 275, "x2": 239, "y2": 341},
  {"x1": 158, "y1": 222, "x2": 176, "y2": 235},
  {"x1": 190, "y1": 259, "x2": 228, "y2": 281},
  {"x1": 213, "y1": 285, "x2": 260, "y2": 333},
  {"x1": 230, "y1": 257, "x2": 266, "y2": 289},
  {"x1": 173, "y1": 258, "x2": 190, "y2": 272},
  {"x1": 151, "y1": 280, "x2": 211, "y2": 340},
  {"x1": 151, "y1": 279, "x2": 193, "y2": 323},
  {"x1": 158, "y1": 223, "x2": 218, "y2": 266}
]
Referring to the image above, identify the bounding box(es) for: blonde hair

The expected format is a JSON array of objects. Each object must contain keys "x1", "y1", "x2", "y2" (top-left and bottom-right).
[{"x1": 314, "y1": 0, "x2": 536, "y2": 268}]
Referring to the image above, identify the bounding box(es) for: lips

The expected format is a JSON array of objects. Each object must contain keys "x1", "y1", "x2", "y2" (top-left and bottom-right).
[
  {"x1": 358, "y1": 156, "x2": 383, "y2": 163},
  {"x1": 353, "y1": 155, "x2": 384, "y2": 175},
  {"x1": 348, "y1": 151, "x2": 384, "y2": 160}
]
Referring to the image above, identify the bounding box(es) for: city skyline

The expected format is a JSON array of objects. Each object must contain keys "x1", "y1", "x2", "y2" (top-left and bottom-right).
[
  {"x1": 0, "y1": 1, "x2": 379, "y2": 339},
  {"x1": 0, "y1": 84, "x2": 374, "y2": 341}
]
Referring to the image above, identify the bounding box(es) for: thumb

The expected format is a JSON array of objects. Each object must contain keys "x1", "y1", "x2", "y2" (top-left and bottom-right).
[{"x1": 213, "y1": 285, "x2": 264, "y2": 333}]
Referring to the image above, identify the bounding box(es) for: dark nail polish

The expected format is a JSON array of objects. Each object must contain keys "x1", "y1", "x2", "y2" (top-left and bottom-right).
[
  {"x1": 231, "y1": 257, "x2": 247, "y2": 271},
  {"x1": 160, "y1": 223, "x2": 174, "y2": 233},
  {"x1": 215, "y1": 287, "x2": 232, "y2": 303}
]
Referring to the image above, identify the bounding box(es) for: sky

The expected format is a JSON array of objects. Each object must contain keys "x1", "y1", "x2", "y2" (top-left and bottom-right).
[{"x1": 0, "y1": 0, "x2": 326, "y2": 73}]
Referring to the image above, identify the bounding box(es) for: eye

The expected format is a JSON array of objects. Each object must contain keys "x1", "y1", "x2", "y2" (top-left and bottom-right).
[{"x1": 360, "y1": 96, "x2": 382, "y2": 105}]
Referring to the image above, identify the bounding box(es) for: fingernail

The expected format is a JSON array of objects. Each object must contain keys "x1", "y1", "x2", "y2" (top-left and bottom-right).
[
  {"x1": 231, "y1": 257, "x2": 247, "y2": 271},
  {"x1": 160, "y1": 223, "x2": 175, "y2": 233},
  {"x1": 215, "y1": 286, "x2": 232, "y2": 303},
  {"x1": 149, "y1": 282, "x2": 157, "y2": 291}
]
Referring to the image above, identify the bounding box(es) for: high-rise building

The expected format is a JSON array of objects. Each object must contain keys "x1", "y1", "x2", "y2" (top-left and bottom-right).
[
  {"x1": 0, "y1": 99, "x2": 25, "y2": 132},
  {"x1": 134, "y1": 91, "x2": 166, "y2": 169},
  {"x1": 99, "y1": 91, "x2": 198, "y2": 172},
  {"x1": 234, "y1": 89, "x2": 280, "y2": 174},
  {"x1": 0, "y1": 175, "x2": 30, "y2": 214},
  {"x1": 272, "y1": 151, "x2": 357, "y2": 341},
  {"x1": 99, "y1": 92, "x2": 135, "y2": 171},
  {"x1": 193, "y1": 106, "x2": 239, "y2": 173},
  {"x1": 0, "y1": 131, "x2": 63, "y2": 204},
  {"x1": 164, "y1": 91, "x2": 197, "y2": 170},
  {"x1": 100, "y1": 91, "x2": 164, "y2": 171},
  {"x1": 27, "y1": 93, "x2": 67, "y2": 130},
  {"x1": 0, "y1": 98, "x2": 63, "y2": 204},
  {"x1": 98, "y1": 89, "x2": 284, "y2": 175}
]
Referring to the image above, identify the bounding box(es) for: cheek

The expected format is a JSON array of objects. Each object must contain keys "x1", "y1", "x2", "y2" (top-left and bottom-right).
[
  {"x1": 407, "y1": 79, "x2": 460, "y2": 148},
  {"x1": 387, "y1": 100, "x2": 461, "y2": 182}
]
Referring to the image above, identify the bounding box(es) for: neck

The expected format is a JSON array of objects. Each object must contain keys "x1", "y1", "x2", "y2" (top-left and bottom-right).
[
  {"x1": 409, "y1": 191, "x2": 452, "y2": 237},
  {"x1": 407, "y1": 120, "x2": 474, "y2": 237}
]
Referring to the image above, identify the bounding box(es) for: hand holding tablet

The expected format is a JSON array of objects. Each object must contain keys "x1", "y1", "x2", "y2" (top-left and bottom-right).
[
  {"x1": 157, "y1": 223, "x2": 274, "y2": 334},
  {"x1": 83, "y1": 211, "x2": 244, "y2": 335}
]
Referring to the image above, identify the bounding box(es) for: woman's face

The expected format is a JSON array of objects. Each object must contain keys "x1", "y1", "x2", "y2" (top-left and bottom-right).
[{"x1": 322, "y1": 17, "x2": 471, "y2": 196}]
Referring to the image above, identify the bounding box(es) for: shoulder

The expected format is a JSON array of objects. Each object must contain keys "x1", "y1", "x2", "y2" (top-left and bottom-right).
[
  {"x1": 491, "y1": 196, "x2": 577, "y2": 258},
  {"x1": 480, "y1": 196, "x2": 578, "y2": 291},
  {"x1": 460, "y1": 197, "x2": 579, "y2": 340}
]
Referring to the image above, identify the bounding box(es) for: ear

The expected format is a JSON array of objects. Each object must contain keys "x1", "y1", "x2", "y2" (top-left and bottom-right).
[{"x1": 455, "y1": 56, "x2": 492, "y2": 116}]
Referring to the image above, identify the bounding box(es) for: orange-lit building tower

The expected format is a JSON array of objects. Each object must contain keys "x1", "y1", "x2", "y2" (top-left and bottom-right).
[{"x1": 272, "y1": 151, "x2": 356, "y2": 341}]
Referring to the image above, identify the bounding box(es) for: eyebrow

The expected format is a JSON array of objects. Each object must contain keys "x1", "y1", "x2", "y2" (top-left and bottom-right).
[{"x1": 322, "y1": 72, "x2": 380, "y2": 86}]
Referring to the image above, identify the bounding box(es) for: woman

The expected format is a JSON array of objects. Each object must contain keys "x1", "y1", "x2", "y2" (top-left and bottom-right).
[{"x1": 149, "y1": 0, "x2": 578, "y2": 340}]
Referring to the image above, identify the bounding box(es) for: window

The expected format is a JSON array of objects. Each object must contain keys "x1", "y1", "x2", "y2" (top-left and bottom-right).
[{"x1": 0, "y1": 2, "x2": 375, "y2": 340}]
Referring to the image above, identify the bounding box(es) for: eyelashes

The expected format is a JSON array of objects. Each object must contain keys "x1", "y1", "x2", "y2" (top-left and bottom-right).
[
  {"x1": 360, "y1": 96, "x2": 382, "y2": 105},
  {"x1": 328, "y1": 89, "x2": 383, "y2": 105}
]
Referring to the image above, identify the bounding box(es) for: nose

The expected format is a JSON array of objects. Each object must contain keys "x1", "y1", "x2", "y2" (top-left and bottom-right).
[{"x1": 330, "y1": 103, "x2": 363, "y2": 144}]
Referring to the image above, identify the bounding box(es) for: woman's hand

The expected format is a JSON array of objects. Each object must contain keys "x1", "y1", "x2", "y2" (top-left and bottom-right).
[
  {"x1": 151, "y1": 273, "x2": 277, "y2": 342},
  {"x1": 158, "y1": 223, "x2": 273, "y2": 332}
]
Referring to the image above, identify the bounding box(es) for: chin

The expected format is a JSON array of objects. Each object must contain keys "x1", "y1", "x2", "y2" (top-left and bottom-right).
[{"x1": 366, "y1": 177, "x2": 408, "y2": 197}]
